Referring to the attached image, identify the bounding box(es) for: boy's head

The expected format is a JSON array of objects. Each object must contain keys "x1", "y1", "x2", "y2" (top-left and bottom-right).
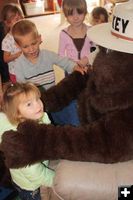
[
  {"x1": 90, "y1": 6, "x2": 109, "y2": 25},
  {"x1": 1, "y1": 3, "x2": 24, "y2": 32},
  {"x1": 2, "y1": 82, "x2": 43, "y2": 125},
  {"x1": 62, "y1": 0, "x2": 87, "y2": 17},
  {"x1": 12, "y1": 19, "x2": 41, "y2": 60}
]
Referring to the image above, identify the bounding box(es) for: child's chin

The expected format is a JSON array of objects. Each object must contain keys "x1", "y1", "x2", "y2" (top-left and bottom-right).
[
  {"x1": 38, "y1": 112, "x2": 44, "y2": 119},
  {"x1": 31, "y1": 113, "x2": 43, "y2": 121}
]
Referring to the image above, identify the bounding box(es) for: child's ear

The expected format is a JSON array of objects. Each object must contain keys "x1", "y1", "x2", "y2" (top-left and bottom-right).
[{"x1": 38, "y1": 34, "x2": 42, "y2": 44}]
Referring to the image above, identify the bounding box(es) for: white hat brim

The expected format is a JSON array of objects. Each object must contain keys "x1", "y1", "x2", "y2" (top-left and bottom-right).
[{"x1": 87, "y1": 22, "x2": 133, "y2": 54}]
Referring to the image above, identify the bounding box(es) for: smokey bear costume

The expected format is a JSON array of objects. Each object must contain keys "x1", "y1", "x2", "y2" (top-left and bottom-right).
[{"x1": 1, "y1": 1, "x2": 133, "y2": 170}]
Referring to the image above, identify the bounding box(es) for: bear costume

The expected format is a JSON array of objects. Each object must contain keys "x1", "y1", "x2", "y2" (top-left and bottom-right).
[{"x1": 1, "y1": 1, "x2": 133, "y2": 169}]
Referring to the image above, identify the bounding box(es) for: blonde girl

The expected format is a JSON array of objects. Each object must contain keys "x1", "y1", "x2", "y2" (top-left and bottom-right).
[{"x1": 1, "y1": 82, "x2": 55, "y2": 200}]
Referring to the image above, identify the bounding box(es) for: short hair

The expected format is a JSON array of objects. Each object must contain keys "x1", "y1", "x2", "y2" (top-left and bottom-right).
[
  {"x1": 2, "y1": 82, "x2": 41, "y2": 125},
  {"x1": 12, "y1": 19, "x2": 39, "y2": 45},
  {"x1": 91, "y1": 6, "x2": 109, "y2": 22},
  {"x1": 62, "y1": 0, "x2": 87, "y2": 17}
]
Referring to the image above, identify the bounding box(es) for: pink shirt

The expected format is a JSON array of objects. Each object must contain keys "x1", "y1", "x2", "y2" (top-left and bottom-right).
[{"x1": 58, "y1": 25, "x2": 94, "y2": 61}]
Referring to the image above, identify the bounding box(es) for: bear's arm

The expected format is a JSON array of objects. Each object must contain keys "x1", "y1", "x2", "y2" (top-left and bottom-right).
[
  {"x1": 41, "y1": 71, "x2": 89, "y2": 112},
  {"x1": 1, "y1": 108, "x2": 133, "y2": 169}
]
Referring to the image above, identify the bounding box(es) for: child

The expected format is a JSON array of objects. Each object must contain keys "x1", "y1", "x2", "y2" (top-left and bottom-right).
[
  {"x1": 1, "y1": 4, "x2": 24, "y2": 83},
  {"x1": 11, "y1": 19, "x2": 85, "y2": 90},
  {"x1": 0, "y1": 82, "x2": 55, "y2": 200},
  {"x1": 88, "y1": 6, "x2": 109, "y2": 64},
  {"x1": 54, "y1": 0, "x2": 93, "y2": 125},
  {"x1": 11, "y1": 19, "x2": 86, "y2": 126},
  {"x1": 58, "y1": 0, "x2": 94, "y2": 68},
  {"x1": 89, "y1": 6, "x2": 109, "y2": 26}
]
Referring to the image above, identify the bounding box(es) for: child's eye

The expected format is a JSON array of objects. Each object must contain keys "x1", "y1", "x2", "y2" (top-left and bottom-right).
[
  {"x1": 32, "y1": 41, "x2": 37, "y2": 46},
  {"x1": 27, "y1": 102, "x2": 31, "y2": 107},
  {"x1": 23, "y1": 45, "x2": 28, "y2": 49}
]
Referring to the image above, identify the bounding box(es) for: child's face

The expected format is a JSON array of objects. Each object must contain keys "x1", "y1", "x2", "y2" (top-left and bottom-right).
[
  {"x1": 67, "y1": 8, "x2": 85, "y2": 27},
  {"x1": 91, "y1": 14, "x2": 106, "y2": 25},
  {"x1": 18, "y1": 92, "x2": 44, "y2": 121},
  {"x1": 5, "y1": 13, "x2": 23, "y2": 29},
  {"x1": 17, "y1": 32, "x2": 41, "y2": 60}
]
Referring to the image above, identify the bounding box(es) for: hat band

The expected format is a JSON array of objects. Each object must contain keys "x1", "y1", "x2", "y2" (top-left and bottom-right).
[{"x1": 111, "y1": 31, "x2": 133, "y2": 42}]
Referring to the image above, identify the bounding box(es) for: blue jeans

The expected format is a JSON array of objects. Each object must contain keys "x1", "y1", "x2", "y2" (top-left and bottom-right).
[
  {"x1": 51, "y1": 100, "x2": 80, "y2": 126},
  {"x1": 14, "y1": 183, "x2": 41, "y2": 200}
]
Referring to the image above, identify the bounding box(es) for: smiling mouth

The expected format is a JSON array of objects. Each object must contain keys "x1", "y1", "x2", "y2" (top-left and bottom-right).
[
  {"x1": 36, "y1": 109, "x2": 43, "y2": 114},
  {"x1": 36, "y1": 110, "x2": 41, "y2": 114},
  {"x1": 30, "y1": 52, "x2": 38, "y2": 56}
]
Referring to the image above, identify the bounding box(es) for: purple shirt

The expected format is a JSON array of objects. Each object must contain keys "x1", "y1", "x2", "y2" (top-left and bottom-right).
[{"x1": 58, "y1": 25, "x2": 94, "y2": 61}]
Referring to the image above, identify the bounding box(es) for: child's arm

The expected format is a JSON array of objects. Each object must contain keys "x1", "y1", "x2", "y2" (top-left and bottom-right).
[
  {"x1": 3, "y1": 51, "x2": 22, "y2": 63},
  {"x1": 52, "y1": 51, "x2": 87, "y2": 75},
  {"x1": 77, "y1": 56, "x2": 89, "y2": 67},
  {"x1": 77, "y1": 47, "x2": 100, "y2": 68},
  {"x1": 58, "y1": 30, "x2": 67, "y2": 57},
  {"x1": 2, "y1": 34, "x2": 22, "y2": 63}
]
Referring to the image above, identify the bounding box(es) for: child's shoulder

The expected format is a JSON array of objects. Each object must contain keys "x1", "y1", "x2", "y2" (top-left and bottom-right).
[
  {"x1": 3, "y1": 32, "x2": 13, "y2": 40},
  {"x1": 60, "y1": 27, "x2": 71, "y2": 38},
  {"x1": 0, "y1": 112, "x2": 7, "y2": 120},
  {"x1": 2, "y1": 33, "x2": 14, "y2": 45},
  {"x1": 0, "y1": 112, "x2": 16, "y2": 142},
  {"x1": 60, "y1": 26, "x2": 69, "y2": 34}
]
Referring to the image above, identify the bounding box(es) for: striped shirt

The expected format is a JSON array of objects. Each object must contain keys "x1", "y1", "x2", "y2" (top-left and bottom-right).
[{"x1": 14, "y1": 49, "x2": 75, "y2": 90}]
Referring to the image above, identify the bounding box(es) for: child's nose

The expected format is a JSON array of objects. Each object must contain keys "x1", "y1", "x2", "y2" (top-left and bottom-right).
[
  {"x1": 28, "y1": 45, "x2": 34, "y2": 52},
  {"x1": 73, "y1": 14, "x2": 78, "y2": 19}
]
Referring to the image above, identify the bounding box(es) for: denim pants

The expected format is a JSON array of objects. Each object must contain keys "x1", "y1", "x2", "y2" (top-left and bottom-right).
[
  {"x1": 14, "y1": 183, "x2": 41, "y2": 200},
  {"x1": 51, "y1": 100, "x2": 80, "y2": 126}
]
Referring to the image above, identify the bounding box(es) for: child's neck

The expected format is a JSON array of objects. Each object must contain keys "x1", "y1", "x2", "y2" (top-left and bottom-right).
[{"x1": 67, "y1": 23, "x2": 87, "y2": 38}]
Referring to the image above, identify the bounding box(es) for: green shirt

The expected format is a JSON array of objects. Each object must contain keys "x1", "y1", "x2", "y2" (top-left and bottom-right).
[{"x1": 0, "y1": 112, "x2": 55, "y2": 190}]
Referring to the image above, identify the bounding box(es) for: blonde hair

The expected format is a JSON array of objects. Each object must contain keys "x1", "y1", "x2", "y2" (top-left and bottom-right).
[
  {"x1": 1, "y1": 3, "x2": 24, "y2": 33},
  {"x1": 62, "y1": 0, "x2": 87, "y2": 17},
  {"x1": 12, "y1": 19, "x2": 39, "y2": 45},
  {"x1": 2, "y1": 82, "x2": 41, "y2": 125}
]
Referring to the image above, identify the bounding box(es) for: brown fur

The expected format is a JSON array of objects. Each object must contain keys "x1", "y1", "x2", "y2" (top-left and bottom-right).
[{"x1": 1, "y1": 50, "x2": 133, "y2": 168}]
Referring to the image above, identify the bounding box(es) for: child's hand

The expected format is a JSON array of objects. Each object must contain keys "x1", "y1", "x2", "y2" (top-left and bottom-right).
[
  {"x1": 4, "y1": 51, "x2": 22, "y2": 63},
  {"x1": 15, "y1": 51, "x2": 22, "y2": 59},
  {"x1": 73, "y1": 65, "x2": 88, "y2": 75},
  {"x1": 77, "y1": 56, "x2": 89, "y2": 67}
]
